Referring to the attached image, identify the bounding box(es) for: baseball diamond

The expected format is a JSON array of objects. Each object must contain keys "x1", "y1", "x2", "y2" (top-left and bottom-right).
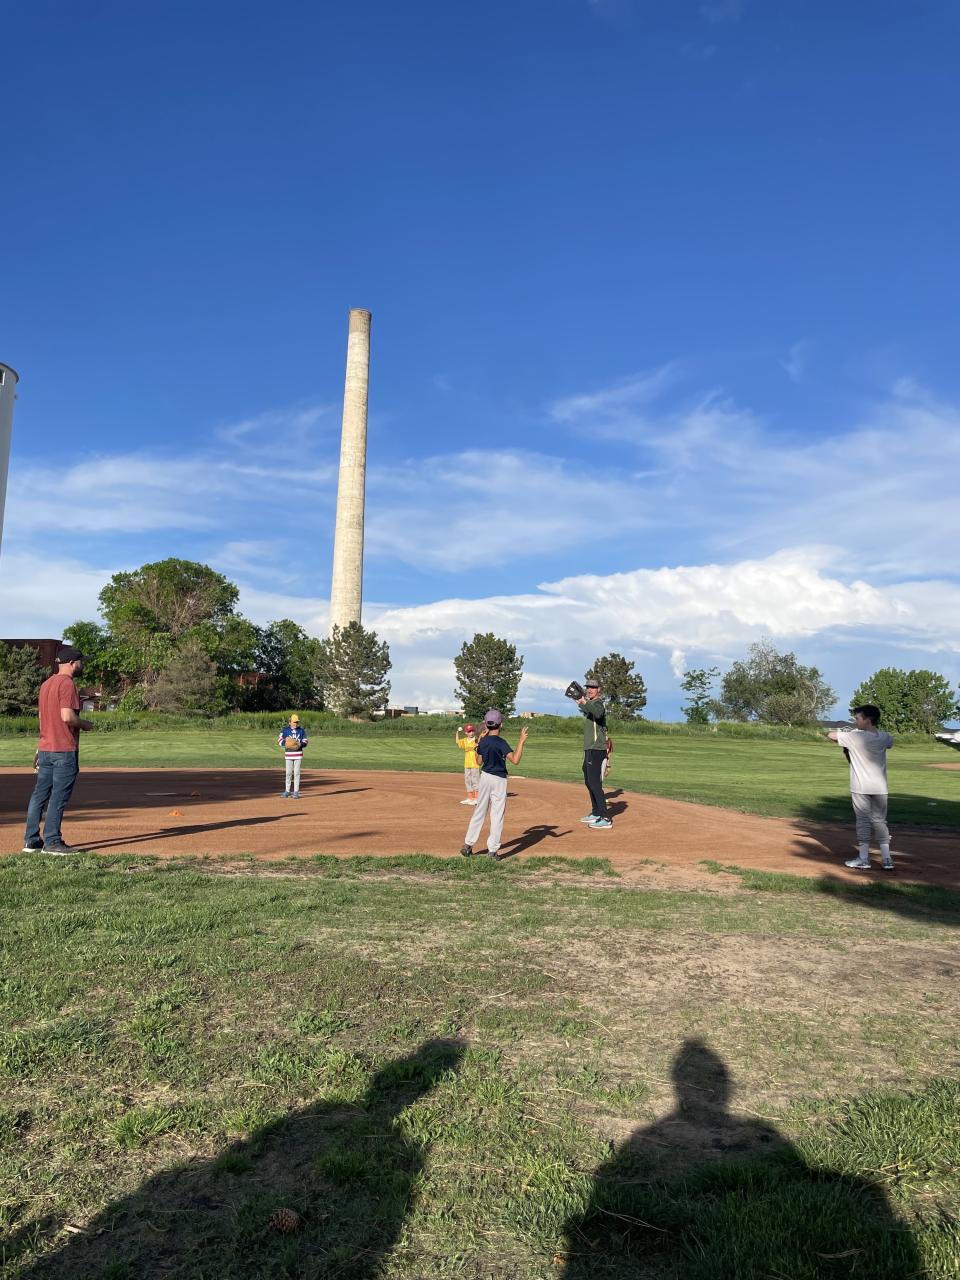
[{"x1": 1, "y1": 766, "x2": 956, "y2": 887}]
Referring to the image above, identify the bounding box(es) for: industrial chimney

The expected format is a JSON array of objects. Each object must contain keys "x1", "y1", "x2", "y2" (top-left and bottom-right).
[
  {"x1": 329, "y1": 309, "x2": 371, "y2": 633},
  {"x1": 0, "y1": 363, "x2": 19, "y2": 557}
]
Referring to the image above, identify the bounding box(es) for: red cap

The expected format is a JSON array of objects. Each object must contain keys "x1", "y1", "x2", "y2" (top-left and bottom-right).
[{"x1": 464, "y1": 723, "x2": 475, "y2": 733}]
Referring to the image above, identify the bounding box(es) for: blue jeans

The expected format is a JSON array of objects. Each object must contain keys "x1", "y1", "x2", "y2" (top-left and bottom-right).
[{"x1": 24, "y1": 751, "x2": 80, "y2": 846}]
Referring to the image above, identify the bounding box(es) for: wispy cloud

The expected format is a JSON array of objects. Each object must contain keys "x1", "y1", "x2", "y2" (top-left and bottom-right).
[
  {"x1": 366, "y1": 449, "x2": 652, "y2": 571},
  {"x1": 549, "y1": 372, "x2": 960, "y2": 580},
  {"x1": 780, "y1": 339, "x2": 813, "y2": 383},
  {"x1": 700, "y1": 0, "x2": 744, "y2": 23}
]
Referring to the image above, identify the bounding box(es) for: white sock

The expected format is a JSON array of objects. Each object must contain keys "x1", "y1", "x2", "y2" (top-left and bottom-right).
[
  {"x1": 880, "y1": 842, "x2": 892, "y2": 864},
  {"x1": 858, "y1": 842, "x2": 870, "y2": 863}
]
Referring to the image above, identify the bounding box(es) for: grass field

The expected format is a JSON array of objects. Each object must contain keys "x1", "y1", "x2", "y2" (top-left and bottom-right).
[
  {"x1": 1, "y1": 727, "x2": 957, "y2": 826},
  {"x1": 1, "y1": 855, "x2": 957, "y2": 1278}
]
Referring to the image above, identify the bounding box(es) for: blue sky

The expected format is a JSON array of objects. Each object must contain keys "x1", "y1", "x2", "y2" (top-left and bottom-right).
[{"x1": 2, "y1": 0, "x2": 959, "y2": 716}]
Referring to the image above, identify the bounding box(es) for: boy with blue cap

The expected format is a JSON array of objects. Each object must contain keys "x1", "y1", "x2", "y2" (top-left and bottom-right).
[{"x1": 459, "y1": 709, "x2": 528, "y2": 860}]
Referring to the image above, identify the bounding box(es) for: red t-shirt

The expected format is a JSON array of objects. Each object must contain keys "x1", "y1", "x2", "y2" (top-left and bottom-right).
[{"x1": 37, "y1": 673, "x2": 81, "y2": 752}]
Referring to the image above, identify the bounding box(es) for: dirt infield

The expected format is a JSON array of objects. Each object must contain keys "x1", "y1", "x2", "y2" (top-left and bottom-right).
[{"x1": 2, "y1": 767, "x2": 957, "y2": 888}]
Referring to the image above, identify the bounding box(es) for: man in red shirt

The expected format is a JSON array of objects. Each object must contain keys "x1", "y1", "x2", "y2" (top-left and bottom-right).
[{"x1": 22, "y1": 645, "x2": 94, "y2": 855}]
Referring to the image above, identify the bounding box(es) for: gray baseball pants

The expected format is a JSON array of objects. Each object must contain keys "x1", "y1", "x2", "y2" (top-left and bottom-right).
[
  {"x1": 852, "y1": 792, "x2": 889, "y2": 845},
  {"x1": 285, "y1": 757, "x2": 302, "y2": 793},
  {"x1": 464, "y1": 772, "x2": 508, "y2": 853}
]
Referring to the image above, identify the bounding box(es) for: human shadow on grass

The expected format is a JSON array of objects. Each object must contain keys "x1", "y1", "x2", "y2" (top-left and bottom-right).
[
  {"x1": 22, "y1": 1037, "x2": 465, "y2": 1280},
  {"x1": 562, "y1": 1039, "x2": 922, "y2": 1280},
  {"x1": 497, "y1": 824, "x2": 572, "y2": 858}
]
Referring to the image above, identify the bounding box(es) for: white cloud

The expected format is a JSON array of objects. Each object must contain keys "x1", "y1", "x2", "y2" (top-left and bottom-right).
[
  {"x1": 370, "y1": 547, "x2": 960, "y2": 709},
  {"x1": 780, "y1": 339, "x2": 813, "y2": 383},
  {"x1": 0, "y1": 552, "x2": 116, "y2": 636},
  {"x1": 366, "y1": 449, "x2": 652, "y2": 571}
]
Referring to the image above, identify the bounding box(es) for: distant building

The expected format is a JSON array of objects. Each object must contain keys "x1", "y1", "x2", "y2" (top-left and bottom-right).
[{"x1": 1, "y1": 638, "x2": 60, "y2": 669}]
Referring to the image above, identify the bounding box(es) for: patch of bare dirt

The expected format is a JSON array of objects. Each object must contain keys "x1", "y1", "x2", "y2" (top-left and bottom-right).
[{"x1": 2, "y1": 767, "x2": 957, "y2": 889}]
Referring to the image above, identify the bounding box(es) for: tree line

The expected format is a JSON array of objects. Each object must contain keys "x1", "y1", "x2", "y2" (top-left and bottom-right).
[
  {"x1": 0, "y1": 559, "x2": 957, "y2": 732},
  {"x1": 0, "y1": 558, "x2": 391, "y2": 719}
]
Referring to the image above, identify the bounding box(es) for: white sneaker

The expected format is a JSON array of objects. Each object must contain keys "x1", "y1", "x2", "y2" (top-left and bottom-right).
[
  {"x1": 881, "y1": 859, "x2": 895, "y2": 871},
  {"x1": 460, "y1": 798, "x2": 473, "y2": 805},
  {"x1": 844, "y1": 858, "x2": 872, "y2": 870}
]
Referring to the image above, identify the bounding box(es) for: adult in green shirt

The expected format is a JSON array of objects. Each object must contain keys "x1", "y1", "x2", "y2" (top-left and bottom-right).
[{"x1": 578, "y1": 679, "x2": 611, "y2": 828}]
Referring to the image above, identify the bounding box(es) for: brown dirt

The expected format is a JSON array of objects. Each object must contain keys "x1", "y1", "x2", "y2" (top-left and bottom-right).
[
  {"x1": 930, "y1": 761, "x2": 960, "y2": 770},
  {"x1": 2, "y1": 767, "x2": 957, "y2": 889}
]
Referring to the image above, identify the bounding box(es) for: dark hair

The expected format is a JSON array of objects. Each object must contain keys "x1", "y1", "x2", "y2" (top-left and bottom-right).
[{"x1": 852, "y1": 704, "x2": 881, "y2": 726}]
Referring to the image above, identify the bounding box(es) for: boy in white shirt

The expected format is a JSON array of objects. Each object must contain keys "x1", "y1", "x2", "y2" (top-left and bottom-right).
[{"x1": 827, "y1": 704, "x2": 895, "y2": 871}]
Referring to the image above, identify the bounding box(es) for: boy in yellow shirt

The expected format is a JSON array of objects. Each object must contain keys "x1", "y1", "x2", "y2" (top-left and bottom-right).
[{"x1": 455, "y1": 723, "x2": 481, "y2": 805}]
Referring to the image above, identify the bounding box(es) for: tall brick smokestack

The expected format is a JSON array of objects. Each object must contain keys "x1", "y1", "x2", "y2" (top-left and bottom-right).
[{"x1": 329, "y1": 309, "x2": 371, "y2": 633}]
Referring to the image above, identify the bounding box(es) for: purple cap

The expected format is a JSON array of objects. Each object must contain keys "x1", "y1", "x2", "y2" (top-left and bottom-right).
[{"x1": 483, "y1": 708, "x2": 503, "y2": 728}]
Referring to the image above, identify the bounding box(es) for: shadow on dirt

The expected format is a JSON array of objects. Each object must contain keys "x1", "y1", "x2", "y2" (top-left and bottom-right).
[
  {"x1": 18, "y1": 1038, "x2": 465, "y2": 1279},
  {"x1": 0, "y1": 770, "x2": 358, "y2": 819},
  {"x1": 774, "y1": 794, "x2": 960, "y2": 905},
  {"x1": 497, "y1": 824, "x2": 572, "y2": 858},
  {"x1": 561, "y1": 1039, "x2": 922, "y2": 1279}
]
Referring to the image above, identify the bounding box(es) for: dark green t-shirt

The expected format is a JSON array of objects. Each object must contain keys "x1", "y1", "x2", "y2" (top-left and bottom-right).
[{"x1": 579, "y1": 698, "x2": 607, "y2": 750}]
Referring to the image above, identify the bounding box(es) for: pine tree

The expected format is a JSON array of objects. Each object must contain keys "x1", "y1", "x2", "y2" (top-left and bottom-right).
[
  {"x1": 585, "y1": 653, "x2": 648, "y2": 721},
  {"x1": 0, "y1": 643, "x2": 44, "y2": 716},
  {"x1": 318, "y1": 623, "x2": 391, "y2": 718},
  {"x1": 454, "y1": 633, "x2": 523, "y2": 721}
]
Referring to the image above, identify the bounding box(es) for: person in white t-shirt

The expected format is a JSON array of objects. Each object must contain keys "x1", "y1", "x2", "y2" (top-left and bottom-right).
[{"x1": 827, "y1": 704, "x2": 895, "y2": 871}]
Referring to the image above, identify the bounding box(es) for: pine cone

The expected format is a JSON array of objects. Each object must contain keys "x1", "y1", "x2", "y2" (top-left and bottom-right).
[{"x1": 269, "y1": 1207, "x2": 302, "y2": 1233}]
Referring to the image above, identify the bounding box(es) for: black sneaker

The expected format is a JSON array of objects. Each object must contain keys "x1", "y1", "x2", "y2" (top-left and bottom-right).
[
  {"x1": 22, "y1": 840, "x2": 43, "y2": 853},
  {"x1": 42, "y1": 841, "x2": 83, "y2": 856},
  {"x1": 459, "y1": 844, "x2": 473, "y2": 857}
]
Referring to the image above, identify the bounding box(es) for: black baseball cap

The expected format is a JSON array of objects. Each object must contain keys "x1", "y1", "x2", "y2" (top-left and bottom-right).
[
  {"x1": 56, "y1": 645, "x2": 84, "y2": 664},
  {"x1": 585, "y1": 679, "x2": 600, "y2": 689}
]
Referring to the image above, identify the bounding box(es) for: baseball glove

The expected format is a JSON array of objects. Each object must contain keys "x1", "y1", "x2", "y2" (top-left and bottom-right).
[
  {"x1": 283, "y1": 736, "x2": 300, "y2": 750},
  {"x1": 564, "y1": 680, "x2": 585, "y2": 701}
]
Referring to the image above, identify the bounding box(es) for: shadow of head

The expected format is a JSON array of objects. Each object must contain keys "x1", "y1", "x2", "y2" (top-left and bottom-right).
[{"x1": 672, "y1": 1038, "x2": 731, "y2": 1121}]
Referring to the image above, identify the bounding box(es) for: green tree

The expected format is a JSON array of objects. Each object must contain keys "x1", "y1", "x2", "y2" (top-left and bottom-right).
[
  {"x1": 61, "y1": 621, "x2": 124, "y2": 693},
  {"x1": 99, "y1": 558, "x2": 239, "y2": 641},
  {"x1": 318, "y1": 622, "x2": 391, "y2": 718},
  {"x1": 454, "y1": 632, "x2": 524, "y2": 721},
  {"x1": 850, "y1": 667, "x2": 957, "y2": 734},
  {"x1": 193, "y1": 616, "x2": 264, "y2": 710},
  {"x1": 680, "y1": 666, "x2": 720, "y2": 724},
  {"x1": 0, "y1": 643, "x2": 44, "y2": 715},
  {"x1": 585, "y1": 653, "x2": 647, "y2": 721},
  {"x1": 77, "y1": 559, "x2": 246, "y2": 703},
  {"x1": 717, "y1": 640, "x2": 836, "y2": 725},
  {"x1": 256, "y1": 620, "x2": 325, "y2": 710},
  {"x1": 147, "y1": 636, "x2": 219, "y2": 715}
]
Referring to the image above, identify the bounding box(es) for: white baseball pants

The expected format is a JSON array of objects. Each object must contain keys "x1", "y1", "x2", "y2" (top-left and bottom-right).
[{"x1": 464, "y1": 772, "x2": 508, "y2": 853}]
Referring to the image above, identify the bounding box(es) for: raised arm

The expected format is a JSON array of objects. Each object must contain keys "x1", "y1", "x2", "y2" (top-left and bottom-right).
[{"x1": 506, "y1": 726, "x2": 529, "y2": 764}]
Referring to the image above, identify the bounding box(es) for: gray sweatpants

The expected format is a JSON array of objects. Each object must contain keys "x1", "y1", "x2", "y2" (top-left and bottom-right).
[
  {"x1": 852, "y1": 792, "x2": 889, "y2": 845},
  {"x1": 464, "y1": 767, "x2": 480, "y2": 794},
  {"x1": 285, "y1": 757, "x2": 302, "y2": 793},
  {"x1": 464, "y1": 772, "x2": 508, "y2": 853}
]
